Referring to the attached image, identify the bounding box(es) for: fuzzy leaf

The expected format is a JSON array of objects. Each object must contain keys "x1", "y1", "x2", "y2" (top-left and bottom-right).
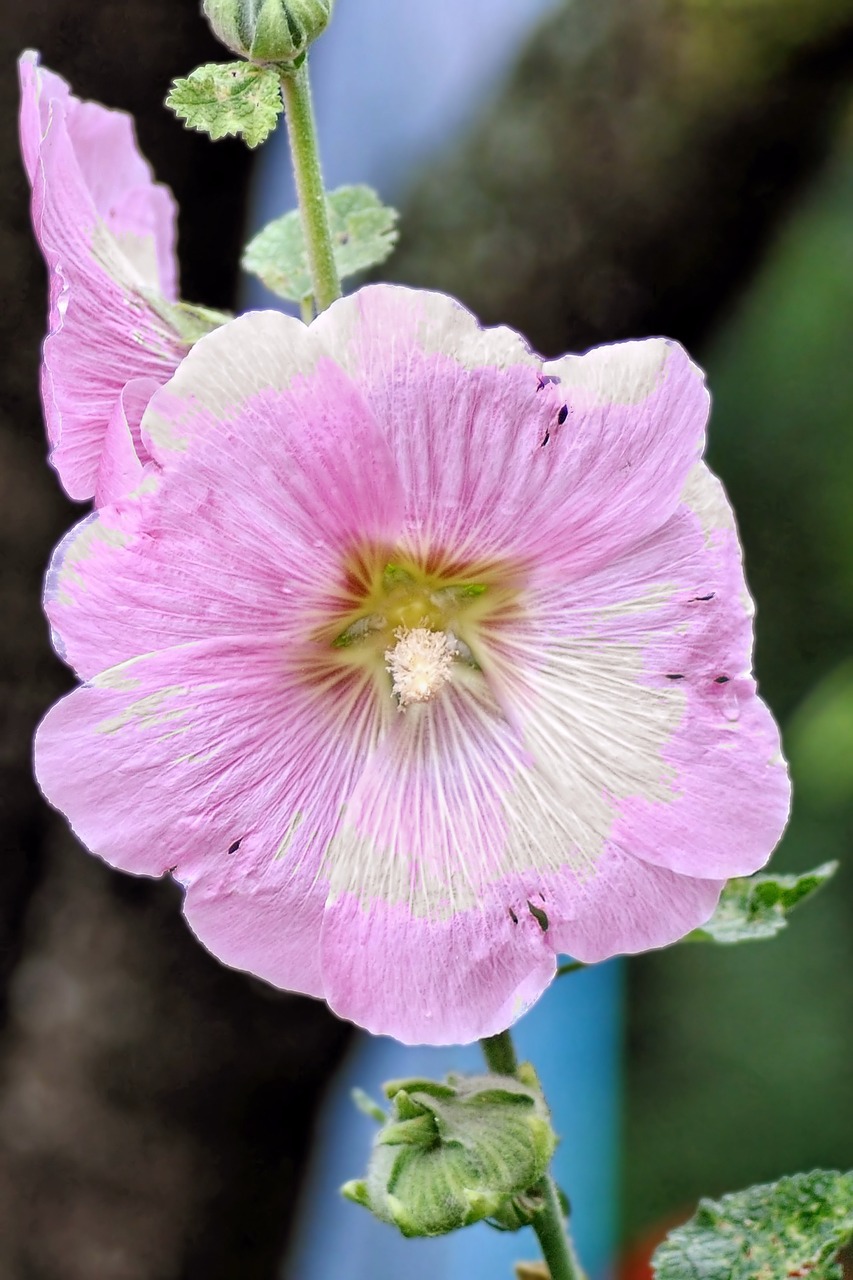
[
  {"x1": 688, "y1": 862, "x2": 837, "y2": 945},
  {"x1": 652, "y1": 1170, "x2": 853, "y2": 1280},
  {"x1": 242, "y1": 184, "x2": 399, "y2": 301},
  {"x1": 166, "y1": 63, "x2": 283, "y2": 149}
]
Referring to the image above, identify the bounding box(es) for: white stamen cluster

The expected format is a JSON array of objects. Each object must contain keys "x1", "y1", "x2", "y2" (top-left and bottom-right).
[{"x1": 385, "y1": 626, "x2": 456, "y2": 709}]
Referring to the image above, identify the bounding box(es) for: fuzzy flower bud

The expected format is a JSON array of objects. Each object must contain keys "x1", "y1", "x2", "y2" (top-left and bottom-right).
[
  {"x1": 202, "y1": 0, "x2": 333, "y2": 65},
  {"x1": 342, "y1": 1069, "x2": 557, "y2": 1238}
]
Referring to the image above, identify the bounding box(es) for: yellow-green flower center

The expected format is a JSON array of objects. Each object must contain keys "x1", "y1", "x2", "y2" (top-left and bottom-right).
[{"x1": 320, "y1": 551, "x2": 521, "y2": 708}]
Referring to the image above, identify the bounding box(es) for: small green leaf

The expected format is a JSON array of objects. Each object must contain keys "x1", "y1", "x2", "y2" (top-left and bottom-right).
[
  {"x1": 687, "y1": 862, "x2": 838, "y2": 945},
  {"x1": 652, "y1": 1170, "x2": 853, "y2": 1280},
  {"x1": 242, "y1": 184, "x2": 400, "y2": 301},
  {"x1": 166, "y1": 63, "x2": 283, "y2": 149}
]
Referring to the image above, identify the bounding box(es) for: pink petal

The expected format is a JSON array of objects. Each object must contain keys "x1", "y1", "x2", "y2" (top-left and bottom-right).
[
  {"x1": 321, "y1": 668, "x2": 527, "y2": 909},
  {"x1": 316, "y1": 670, "x2": 557, "y2": 1042},
  {"x1": 505, "y1": 464, "x2": 790, "y2": 885},
  {"x1": 535, "y1": 337, "x2": 710, "y2": 581},
  {"x1": 320, "y1": 892, "x2": 555, "y2": 1045},
  {"x1": 66, "y1": 101, "x2": 178, "y2": 299},
  {"x1": 313, "y1": 285, "x2": 709, "y2": 579},
  {"x1": 534, "y1": 847, "x2": 724, "y2": 963},
  {"x1": 46, "y1": 312, "x2": 403, "y2": 680},
  {"x1": 18, "y1": 51, "x2": 183, "y2": 500},
  {"x1": 597, "y1": 467, "x2": 790, "y2": 879},
  {"x1": 94, "y1": 376, "x2": 160, "y2": 508},
  {"x1": 34, "y1": 637, "x2": 386, "y2": 1001},
  {"x1": 313, "y1": 285, "x2": 552, "y2": 565},
  {"x1": 19, "y1": 52, "x2": 68, "y2": 182}
]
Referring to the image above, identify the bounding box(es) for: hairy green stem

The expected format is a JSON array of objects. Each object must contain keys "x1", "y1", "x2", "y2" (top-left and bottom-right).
[
  {"x1": 280, "y1": 59, "x2": 341, "y2": 313},
  {"x1": 530, "y1": 1174, "x2": 588, "y2": 1280},
  {"x1": 481, "y1": 1029, "x2": 519, "y2": 1076},
  {"x1": 479, "y1": 1028, "x2": 588, "y2": 1280}
]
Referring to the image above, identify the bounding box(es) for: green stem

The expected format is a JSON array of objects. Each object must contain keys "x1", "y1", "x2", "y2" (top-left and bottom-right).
[
  {"x1": 280, "y1": 58, "x2": 341, "y2": 313},
  {"x1": 555, "y1": 961, "x2": 586, "y2": 979},
  {"x1": 530, "y1": 1175, "x2": 588, "y2": 1280},
  {"x1": 481, "y1": 1029, "x2": 519, "y2": 1076},
  {"x1": 479, "y1": 1028, "x2": 588, "y2": 1280}
]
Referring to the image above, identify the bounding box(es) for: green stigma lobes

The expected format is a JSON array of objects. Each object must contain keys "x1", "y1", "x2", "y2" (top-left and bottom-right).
[
  {"x1": 332, "y1": 559, "x2": 491, "y2": 654},
  {"x1": 320, "y1": 547, "x2": 524, "y2": 708},
  {"x1": 202, "y1": 0, "x2": 334, "y2": 65}
]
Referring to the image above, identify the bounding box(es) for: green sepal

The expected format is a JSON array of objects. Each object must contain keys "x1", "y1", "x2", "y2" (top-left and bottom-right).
[
  {"x1": 167, "y1": 300, "x2": 233, "y2": 343},
  {"x1": 242, "y1": 184, "x2": 399, "y2": 302},
  {"x1": 350, "y1": 1088, "x2": 386, "y2": 1124},
  {"x1": 378, "y1": 1113, "x2": 438, "y2": 1147},
  {"x1": 343, "y1": 1071, "x2": 556, "y2": 1239},
  {"x1": 687, "y1": 862, "x2": 838, "y2": 945},
  {"x1": 141, "y1": 294, "x2": 233, "y2": 346},
  {"x1": 341, "y1": 1179, "x2": 371, "y2": 1209},
  {"x1": 166, "y1": 62, "x2": 283, "y2": 149},
  {"x1": 652, "y1": 1170, "x2": 853, "y2": 1280},
  {"x1": 487, "y1": 1185, "x2": 547, "y2": 1232},
  {"x1": 383, "y1": 1078, "x2": 456, "y2": 1102}
]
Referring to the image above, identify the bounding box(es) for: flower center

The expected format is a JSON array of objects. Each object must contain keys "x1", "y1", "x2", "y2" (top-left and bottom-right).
[
  {"x1": 385, "y1": 626, "x2": 457, "y2": 709},
  {"x1": 318, "y1": 548, "x2": 522, "y2": 709}
]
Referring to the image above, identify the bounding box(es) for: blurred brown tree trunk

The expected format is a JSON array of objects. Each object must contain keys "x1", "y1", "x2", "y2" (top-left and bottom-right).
[
  {"x1": 0, "y1": 5, "x2": 350, "y2": 1280},
  {"x1": 2, "y1": 1, "x2": 853, "y2": 1278}
]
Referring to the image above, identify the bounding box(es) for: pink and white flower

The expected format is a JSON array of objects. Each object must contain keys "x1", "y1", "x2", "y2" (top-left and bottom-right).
[
  {"x1": 34, "y1": 285, "x2": 791, "y2": 1044},
  {"x1": 19, "y1": 52, "x2": 220, "y2": 504}
]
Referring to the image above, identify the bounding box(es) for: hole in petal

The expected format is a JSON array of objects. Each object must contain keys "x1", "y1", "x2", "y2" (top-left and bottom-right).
[
  {"x1": 665, "y1": 673, "x2": 685, "y2": 681},
  {"x1": 508, "y1": 907, "x2": 519, "y2": 925},
  {"x1": 557, "y1": 404, "x2": 569, "y2": 425},
  {"x1": 690, "y1": 592, "x2": 716, "y2": 602},
  {"x1": 714, "y1": 675, "x2": 730, "y2": 684},
  {"x1": 228, "y1": 838, "x2": 243, "y2": 854}
]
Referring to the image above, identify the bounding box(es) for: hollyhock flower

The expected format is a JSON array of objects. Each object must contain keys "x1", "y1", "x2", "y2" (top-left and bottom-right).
[
  {"x1": 34, "y1": 284, "x2": 791, "y2": 1045},
  {"x1": 19, "y1": 52, "x2": 223, "y2": 503}
]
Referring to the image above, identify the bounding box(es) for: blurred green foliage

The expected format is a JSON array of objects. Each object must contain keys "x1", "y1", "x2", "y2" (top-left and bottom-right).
[{"x1": 625, "y1": 113, "x2": 853, "y2": 1242}]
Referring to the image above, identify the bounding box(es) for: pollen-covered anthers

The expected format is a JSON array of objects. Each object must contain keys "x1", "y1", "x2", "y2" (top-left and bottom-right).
[{"x1": 385, "y1": 626, "x2": 457, "y2": 709}]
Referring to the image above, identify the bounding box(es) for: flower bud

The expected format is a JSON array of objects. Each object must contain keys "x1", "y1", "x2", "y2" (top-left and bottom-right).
[
  {"x1": 342, "y1": 1070, "x2": 557, "y2": 1239},
  {"x1": 202, "y1": 0, "x2": 333, "y2": 66}
]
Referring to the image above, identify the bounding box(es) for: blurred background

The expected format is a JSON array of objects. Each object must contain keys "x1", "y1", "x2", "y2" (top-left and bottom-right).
[{"x1": 1, "y1": 1, "x2": 852, "y2": 1277}]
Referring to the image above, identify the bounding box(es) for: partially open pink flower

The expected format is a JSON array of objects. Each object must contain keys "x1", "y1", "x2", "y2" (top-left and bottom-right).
[
  {"x1": 35, "y1": 285, "x2": 791, "y2": 1044},
  {"x1": 19, "y1": 52, "x2": 220, "y2": 504}
]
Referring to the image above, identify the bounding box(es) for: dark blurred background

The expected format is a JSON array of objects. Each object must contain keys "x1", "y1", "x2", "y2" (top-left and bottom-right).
[{"x1": 1, "y1": 1, "x2": 852, "y2": 1277}]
